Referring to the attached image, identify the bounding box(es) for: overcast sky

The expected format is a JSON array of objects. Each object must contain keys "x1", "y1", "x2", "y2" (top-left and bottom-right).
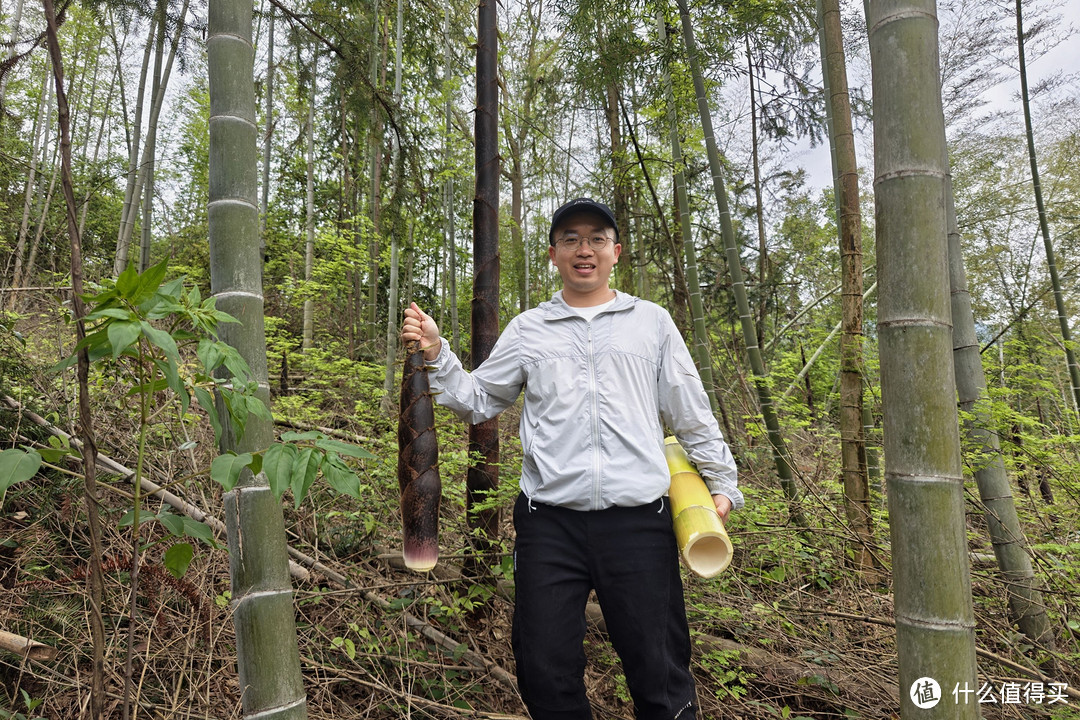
[{"x1": 792, "y1": 2, "x2": 1078, "y2": 192}]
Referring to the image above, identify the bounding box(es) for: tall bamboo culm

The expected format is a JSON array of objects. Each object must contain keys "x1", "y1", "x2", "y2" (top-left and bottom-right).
[
  {"x1": 815, "y1": 0, "x2": 875, "y2": 571},
  {"x1": 946, "y1": 175, "x2": 1055, "y2": 655},
  {"x1": 672, "y1": 0, "x2": 805, "y2": 526},
  {"x1": 866, "y1": 2, "x2": 978, "y2": 716},
  {"x1": 207, "y1": 0, "x2": 307, "y2": 714},
  {"x1": 1015, "y1": 0, "x2": 1080, "y2": 414},
  {"x1": 656, "y1": 13, "x2": 718, "y2": 416}
]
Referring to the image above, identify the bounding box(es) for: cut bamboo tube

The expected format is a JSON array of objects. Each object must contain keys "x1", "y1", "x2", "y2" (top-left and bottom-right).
[
  {"x1": 0, "y1": 629, "x2": 57, "y2": 661},
  {"x1": 664, "y1": 436, "x2": 733, "y2": 577}
]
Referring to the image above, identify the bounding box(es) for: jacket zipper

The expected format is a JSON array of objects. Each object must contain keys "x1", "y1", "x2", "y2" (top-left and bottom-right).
[{"x1": 587, "y1": 319, "x2": 602, "y2": 509}]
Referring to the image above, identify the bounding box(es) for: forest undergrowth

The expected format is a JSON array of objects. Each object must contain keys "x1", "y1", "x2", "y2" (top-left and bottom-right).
[{"x1": 2, "y1": 297, "x2": 1079, "y2": 720}]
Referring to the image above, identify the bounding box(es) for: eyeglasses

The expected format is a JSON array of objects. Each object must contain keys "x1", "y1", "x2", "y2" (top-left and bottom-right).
[{"x1": 553, "y1": 235, "x2": 613, "y2": 251}]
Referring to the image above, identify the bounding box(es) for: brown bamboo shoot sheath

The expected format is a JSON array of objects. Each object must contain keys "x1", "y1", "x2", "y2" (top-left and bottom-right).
[
  {"x1": 664, "y1": 437, "x2": 732, "y2": 577},
  {"x1": 0, "y1": 629, "x2": 57, "y2": 662},
  {"x1": 398, "y1": 340, "x2": 442, "y2": 571}
]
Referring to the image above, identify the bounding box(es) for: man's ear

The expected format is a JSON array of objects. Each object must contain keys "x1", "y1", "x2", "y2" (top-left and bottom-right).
[
  {"x1": 548, "y1": 245, "x2": 557, "y2": 264},
  {"x1": 612, "y1": 242, "x2": 622, "y2": 261}
]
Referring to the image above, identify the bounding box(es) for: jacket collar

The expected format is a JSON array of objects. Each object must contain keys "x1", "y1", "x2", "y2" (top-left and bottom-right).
[{"x1": 541, "y1": 290, "x2": 637, "y2": 321}]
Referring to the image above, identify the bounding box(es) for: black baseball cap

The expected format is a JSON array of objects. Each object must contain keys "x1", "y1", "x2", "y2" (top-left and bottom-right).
[{"x1": 549, "y1": 197, "x2": 618, "y2": 245}]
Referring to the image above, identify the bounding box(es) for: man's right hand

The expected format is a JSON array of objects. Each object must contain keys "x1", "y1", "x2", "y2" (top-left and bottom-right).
[{"x1": 401, "y1": 303, "x2": 442, "y2": 361}]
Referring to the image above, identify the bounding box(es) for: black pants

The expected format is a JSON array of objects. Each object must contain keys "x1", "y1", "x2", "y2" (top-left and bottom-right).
[{"x1": 511, "y1": 493, "x2": 697, "y2": 720}]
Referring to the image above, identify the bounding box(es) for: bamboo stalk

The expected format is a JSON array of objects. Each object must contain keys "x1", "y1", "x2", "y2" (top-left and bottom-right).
[
  {"x1": 664, "y1": 437, "x2": 732, "y2": 578},
  {"x1": 0, "y1": 630, "x2": 57, "y2": 662}
]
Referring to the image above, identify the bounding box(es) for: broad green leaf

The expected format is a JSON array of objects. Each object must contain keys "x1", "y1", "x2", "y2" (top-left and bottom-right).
[
  {"x1": 85, "y1": 307, "x2": 134, "y2": 321},
  {"x1": 197, "y1": 339, "x2": 223, "y2": 373},
  {"x1": 315, "y1": 437, "x2": 376, "y2": 460},
  {"x1": 187, "y1": 284, "x2": 202, "y2": 307},
  {"x1": 262, "y1": 443, "x2": 297, "y2": 499},
  {"x1": 222, "y1": 352, "x2": 252, "y2": 384},
  {"x1": 181, "y1": 517, "x2": 218, "y2": 547},
  {"x1": 73, "y1": 327, "x2": 110, "y2": 354},
  {"x1": 210, "y1": 452, "x2": 253, "y2": 491},
  {"x1": 153, "y1": 357, "x2": 188, "y2": 414},
  {"x1": 322, "y1": 456, "x2": 363, "y2": 500},
  {"x1": 126, "y1": 378, "x2": 169, "y2": 396},
  {"x1": 131, "y1": 259, "x2": 170, "y2": 306},
  {"x1": 281, "y1": 430, "x2": 322, "y2": 442},
  {"x1": 290, "y1": 447, "x2": 321, "y2": 508},
  {"x1": 163, "y1": 542, "x2": 194, "y2": 579},
  {"x1": 50, "y1": 353, "x2": 79, "y2": 373},
  {"x1": 158, "y1": 276, "x2": 185, "y2": 301},
  {"x1": 0, "y1": 449, "x2": 42, "y2": 505},
  {"x1": 193, "y1": 387, "x2": 223, "y2": 442},
  {"x1": 140, "y1": 321, "x2": 180, "y2": 363},
  {"x1": 117, "y1": 508, "x2": 140, "y2": 528},
  {"x1": 157, "y1": 511, "x2": 185, "y2": 536},
  {"x1": 245, "y1": 394, "x2": 272, "y2": 423},
  {"x1": 35, "y1": 446, "x2": 69, "y2": 464},
  {"x1": 115, "y1": 263, "x2": 139, "y2": 297},
  {"x1": 107, "y1": 320, "x2": 143, "y2": 360}
]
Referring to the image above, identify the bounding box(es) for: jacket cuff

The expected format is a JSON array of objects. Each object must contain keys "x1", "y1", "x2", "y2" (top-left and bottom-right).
[
  {"x1": 704, "y1": 480, "x2": 745, "y2": 511},
  {"x1": 427, "y1": 336, "x2": 451, "y2": 369}
]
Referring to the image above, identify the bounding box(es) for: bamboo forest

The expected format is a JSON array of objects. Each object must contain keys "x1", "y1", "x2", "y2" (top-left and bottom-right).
[{"x1": 1, "y1": 0, "x2": 1079, "y2": 715}]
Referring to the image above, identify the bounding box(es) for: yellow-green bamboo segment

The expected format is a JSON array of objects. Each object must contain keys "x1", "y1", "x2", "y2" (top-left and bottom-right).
[{"x1": 664, "y1": 437, "x2": 732, "y2": 578}]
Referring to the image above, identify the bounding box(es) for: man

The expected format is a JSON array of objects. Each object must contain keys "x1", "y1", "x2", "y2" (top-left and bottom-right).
[{"x1": 401, "y1": 197, "x2": 742, "y2": 720}]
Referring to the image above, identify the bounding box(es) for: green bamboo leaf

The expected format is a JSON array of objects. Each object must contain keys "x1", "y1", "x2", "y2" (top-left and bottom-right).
[
  {"x1": 290, "y1": 447, "x2": 321, "y2": 508},
  {"x1": 210, "y1": 452, "x2": 253, "y2": 492},
  {"x1": 315, "y1": 437, "x2": 375, "y2": 460},
  {"x1": 262, "y1": 443, "x2": 297, "y2": 499},
  {"x1": 0, "y1": 449, "x2": 42, "y2": 505},
  {"x1": 108, "y1": 320, "x2": 143, "y2": 360},
  {"x1": 163, "y1": 542, "x2": 194, "y2": 579}
]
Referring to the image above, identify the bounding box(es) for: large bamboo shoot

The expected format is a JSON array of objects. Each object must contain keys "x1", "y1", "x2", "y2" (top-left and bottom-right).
[
  {"x1": 664, "y1": 437, "x2": 732, "y2": 578},
  {"x1": 398, "y1": 340, "x2": 442, "y2": 571}
]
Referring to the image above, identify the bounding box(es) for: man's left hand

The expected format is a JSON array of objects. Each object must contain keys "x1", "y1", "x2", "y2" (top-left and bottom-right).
[{"x1": 712, "y1": 494, "x2": 732, "y2": 523}]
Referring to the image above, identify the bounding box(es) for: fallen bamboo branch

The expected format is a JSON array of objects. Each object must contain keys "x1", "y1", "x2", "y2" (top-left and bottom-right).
[
  {"x1": 5, "y1": 395, "x2": 519, "y2": 696},
  {"x1": 287, "y1": 546, "x2": 520, "y2": 695},
  {"x1": 273, "y1": 416, "x2": 375, "y2": 445},
  {"x1": 797, "y1": 608, "x2": 1080, "y2": 702},
  {"x1": 0, "y1": 629, "x2": 58, "y2": 662},
  {"x1": 2, "y1": 394, "x2": 310, "y2": 582}
]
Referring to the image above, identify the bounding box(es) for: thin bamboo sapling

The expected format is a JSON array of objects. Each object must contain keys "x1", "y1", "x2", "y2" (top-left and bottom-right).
[{"x1": 398, "y1": 339, "x2": 441, "y2": 572}]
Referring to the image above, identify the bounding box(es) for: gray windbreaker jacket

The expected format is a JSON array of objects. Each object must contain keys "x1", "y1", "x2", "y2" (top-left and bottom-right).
[{"x1": 427, "y1": 290, "x2": 742, "y2": 512}]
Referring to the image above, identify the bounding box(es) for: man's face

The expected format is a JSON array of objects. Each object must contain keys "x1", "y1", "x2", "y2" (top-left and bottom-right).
[{"x1": 548, "y1": 212, "x2": 621, "y2": 301}]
